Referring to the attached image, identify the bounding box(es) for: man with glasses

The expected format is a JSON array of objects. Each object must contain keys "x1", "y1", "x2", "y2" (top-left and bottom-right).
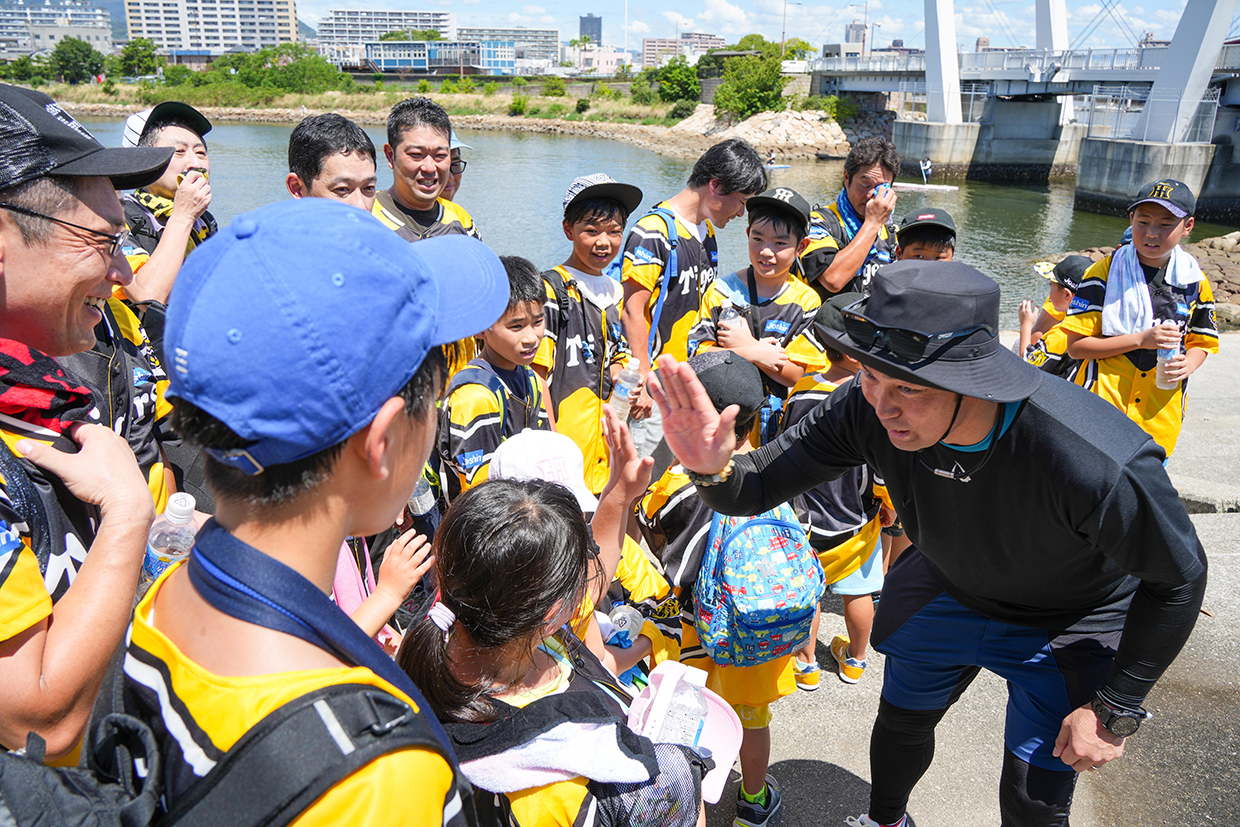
[
  {"x1": 440, "y1": 131, "x2": 469, "y2": 203},
  {"x1": 0, "y1": 84, "x2": 170, "y2": 760},
  {"x1": 650, "y1": 260, "x2": 1207, "y2": 827}
]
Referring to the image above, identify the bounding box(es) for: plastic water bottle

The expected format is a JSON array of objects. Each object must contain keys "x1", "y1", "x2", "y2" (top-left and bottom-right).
[
  {"x1": 608, "y1": 604, "x2": 645, "y2": 647},
  {"x1": 718, "y1": 300, "x2": 741, "y2": 326},
  {"x1": 1155, "y1": 302, "x2": 1189, "y2": 391},
  {"x1": 657, "y1": 668, "x2": 709, "y2": 749},
  {"x1": 610, "y1": 358, "x2": 641, "y2": 422},
  {"x1": 137, "y1": 492, "x2": 196, "y2": 601},
  {"x1": 408, "y1": 475, "x2": 436, "y2": 516}
]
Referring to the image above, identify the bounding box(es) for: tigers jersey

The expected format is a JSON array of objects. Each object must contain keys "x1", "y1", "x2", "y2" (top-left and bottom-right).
[
  {"x1": 1060, "y1": 253, "x2": 1219, "y2": 456},
  {"x1": 58, "y1": 298, "x2": 172, "y2": 512},
  {"x1": 622, "y1": 202, "x2": 719, "y2": 362},
  {"x1": 608, "y1": 535, "x2": 681, "y2": 663},
  {"x1": 437, "y1": 358, "x2": 551, "y2": 498},
  {"x1": 781, "y1": 373, "x2": 885, "y2": 583},
  {"x1": 371, "y1": 190, "x2": 481, "y2": 242},
  {"x1": 534, "y1": 266, "x2": 630, "y2": 494},
  {"x1": 688, "y1": 270, "x2": 827, "y2": 378},
  {"x1": 799, "y1": 201, "x2": 897, "y2": 298},
  {"x1": 1024, "y1": 322, "x2": 1081, "y2": 380},
  {"x1": 123, "y1": 573, "x2": 465, "y2": 827}
]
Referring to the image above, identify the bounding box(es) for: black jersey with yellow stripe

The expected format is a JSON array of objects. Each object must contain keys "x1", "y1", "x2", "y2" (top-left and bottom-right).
[
  {"x1": 621, "y1": 202, "x2": 719, "y2": 362},
  {"x1": 371, "y1": 190, "x2": 481, "y2": 242},
  {"x1": 534, "y1": 266, "x2": 630, "y2": 494},
  {"x1": 437, "y1": 358, "x2": 551, "y2": 499},
  {"x1": 800, "y1": 201, "x2": 896, "y2": 298}
]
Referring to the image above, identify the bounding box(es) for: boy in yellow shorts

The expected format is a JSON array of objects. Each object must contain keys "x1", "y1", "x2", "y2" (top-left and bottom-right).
[{"x1": 639, "y1": 350, "x2": 792, "y2": 827}]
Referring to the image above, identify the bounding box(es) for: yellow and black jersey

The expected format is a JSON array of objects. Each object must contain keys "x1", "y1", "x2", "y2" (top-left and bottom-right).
[
  {"x1": 122, "y1": 573, "x2": 464, "y2": 827},
  {"x1": 621, "y1": 203, "x2": 719, "y2": 362},
  {"x1": 800, "y1": 201, "x2": 896, "y2": 298},
  {"x1": 1060, "y1": 253, "x2": 1219, "y2": 456},
  {"x1": 608, "y1": 535, "x2": 681, "y2": 663},
  {"x1": 57, "y1": 298, "x2": 172, "y2": 512},
  {"x1": 121, "y1": 190, "x2": 216, "y2": 277},
  {"x1": 437, "y1": 358, "x2": 552, "y2": 499},
  {"x1": 1024, "y1": 323, "x2": 1081, "y2": 381},
  {"x1": 371, "y1": 190, "x2": 481, "y2": 242},
  {"x1": 781, "y1": 373, "x2": 886, "y2": 582},
  {"x1": 688, "y1": 269, "x2": 827, "y2": 378},
  {"x1": 534, "y1": 266, "x2": 630, "y2": 495}
]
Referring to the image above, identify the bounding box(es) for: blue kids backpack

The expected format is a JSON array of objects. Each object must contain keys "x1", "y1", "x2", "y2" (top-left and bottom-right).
[{"x1": 694, "y1": 502, "x2": 826, "y2": 667}]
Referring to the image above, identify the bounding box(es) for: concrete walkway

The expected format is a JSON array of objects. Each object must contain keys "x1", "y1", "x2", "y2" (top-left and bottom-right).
[{"x1": 704, "y1": 333, "x2": 1240, "y2": 826}]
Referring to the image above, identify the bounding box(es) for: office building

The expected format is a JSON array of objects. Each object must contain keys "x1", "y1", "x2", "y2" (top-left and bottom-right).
[
  {"x1": 845, "y1": 20, "x2": 865, "y2": 43},
  {"x1": 316, "y1": 9, "x2": 455, "y2": 47},
  {"x1": 365, "y1": 38, "x2": 514, "y2": 75},
  {"x1": 457, "y1": 25, "x2": 557, "y2": 63},
  {"x1": 0, "y1": 0, "x2": 110, "y2": 57},
  {"x1": 641, "y1": 37, "x2": 680, "y2": 67},
  {"x1": 679, "y1": 31, "x2": 723, "y2": 51},
  {"x1": 124, "y1": 0, "x2": 298, "y2": 50},
  {"x1": 579, "y1": 13, "x2": 600, "y2": 43}
]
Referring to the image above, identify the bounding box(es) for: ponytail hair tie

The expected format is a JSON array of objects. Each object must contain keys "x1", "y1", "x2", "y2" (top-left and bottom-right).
[{"x1": 428, "y1": 600, "x2": 456, "y2": 643}]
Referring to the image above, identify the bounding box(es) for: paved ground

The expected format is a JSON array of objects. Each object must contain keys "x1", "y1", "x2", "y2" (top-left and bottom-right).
[{"x1": 703, "y1": 333, "x2": 1240, "y2": 826}]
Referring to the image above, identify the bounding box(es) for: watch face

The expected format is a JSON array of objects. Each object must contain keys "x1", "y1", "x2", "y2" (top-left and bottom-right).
[{"x1": 1110, "y1": 715, "x2": 1140, "y2": 738}]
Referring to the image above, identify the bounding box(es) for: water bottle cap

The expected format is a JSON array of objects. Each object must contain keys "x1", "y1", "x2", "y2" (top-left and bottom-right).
[
  {"x1": 683, "y1": 665, "x2": 708, "y2": 688},
  {"x1": 626, "y1": 357, "x2": 639, "y2": 370},
  {"x1": 164, "y1": 492, "x2": 196, "y2": 525}
]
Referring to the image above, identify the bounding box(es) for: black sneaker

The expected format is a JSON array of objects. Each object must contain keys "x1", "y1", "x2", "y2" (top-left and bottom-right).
[{"x1": 734, "y1": 775, "x2": 781, "y2": 827}]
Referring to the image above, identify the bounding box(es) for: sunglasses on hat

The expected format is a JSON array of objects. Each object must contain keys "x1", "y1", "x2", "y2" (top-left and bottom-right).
[{"x1": 841, "y1": 300, "x2": 995, "y2": 363}]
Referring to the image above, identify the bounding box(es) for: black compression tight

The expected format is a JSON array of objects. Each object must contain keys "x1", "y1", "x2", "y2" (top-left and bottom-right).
[{"x1": 868, "y1": 698, "x2": 1078, "y2": 827}]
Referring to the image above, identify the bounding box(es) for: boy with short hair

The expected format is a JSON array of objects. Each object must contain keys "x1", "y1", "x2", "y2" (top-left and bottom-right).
[
  {"x1": 534, "y1": 174, "x2": 643, "y2": 493},
  {"x1": 1019, "y1": 255, "x2": 1090, "y2": 378},
  {"x1": 894, "y1": 207, "x2": 956, "y2": 262},
  {"x1": 1062, "y1": 179, "x2": 1219, "y2": 457},
  {"x1": 122, "y1": 199, "x2": 506, "y2": 824},
  {"x1": 286, "y1": 113, "x2": 378, "y2": 212},
  {"x1": 688, "y1": 187, "x2": 825, "y2": 445},
  {"x1": 786, "y1": 295, "x2": 893, "y2": 690},
  {"x1": 439, "y1": 256, "x2": 553, "y2": 497},
  {"x1": 639, "y1": 351, "x2": 795, "y2": 827}
]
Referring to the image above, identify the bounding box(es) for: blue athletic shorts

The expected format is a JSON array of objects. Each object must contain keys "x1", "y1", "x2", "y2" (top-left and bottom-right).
[
  {"x1": 872, "y1": 550, "x2": 1120, "y2": 771},
  {"x1": 829, "y1": 535, "x2": 883, "y2": 596}
]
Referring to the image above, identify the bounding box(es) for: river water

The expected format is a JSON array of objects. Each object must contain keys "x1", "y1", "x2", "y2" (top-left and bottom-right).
[{"x1": 79, "y1": 116, "x2": 1236, "y2": 328}]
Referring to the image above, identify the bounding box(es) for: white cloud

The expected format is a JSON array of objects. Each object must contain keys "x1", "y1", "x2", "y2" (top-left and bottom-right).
[
  {"x1": 522, "y1": 4, "x2": 546, "y2": 14},
  {"x1": 540, "y1": 14, "x2": 555, "y2": 22},
  {"x1": 697, "y1": 0, "x2": 750, "y2": 35},
  {"x1": 663, "y1": 10, "x2": 695, "y2": 29},
  {"x1": 461, "y1": 0, "x2": 479, "y2": 4},
  {"x1": 626, "y1": 19, "x2": 651, "y2": 33}
]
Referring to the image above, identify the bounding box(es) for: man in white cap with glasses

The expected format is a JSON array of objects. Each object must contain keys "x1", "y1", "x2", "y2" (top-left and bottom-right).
[
  {"x1": 0, "y1": 83, "x2": 170, "y2": 760},
  {"x1": 650, "y1": 259, "x2": 1207, "y2": 827}
]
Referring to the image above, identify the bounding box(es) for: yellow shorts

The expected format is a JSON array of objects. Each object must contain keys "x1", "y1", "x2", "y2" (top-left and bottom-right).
[{"x1": 681, "y1": 619, "x2": 795, "y2": 730}]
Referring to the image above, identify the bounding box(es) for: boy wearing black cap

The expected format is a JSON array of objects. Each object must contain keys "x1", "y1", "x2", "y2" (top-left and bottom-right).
[
  {"x1": 651, "y1": 260, "x2": 1207, "y2": 827},
  {"x1": 687, "y1": 186, "x2": 825, "y2": 444},
  {"x1": 119, "y1": 101, "x2": 215, "y2": 305},
  {"x1": 639, "y1": 351, "x2": 794, "y2": 827},
  {"x1": 893, "y1": 207, "x2": 956, "y2": 262},
  {"x1": 0, "y1": 83, "x2": 170, "y2": 759},
  {"x1": 1019, "y1": 255, "x2": 1089, "y2": 377},
  {"x1": 125, "y1": 199, "x2": 507, "y2": 824},
  {"x1": 533, "y1": 173, "x2": 642, "y2": 494},
  {"x1": 1062, "y1": 179, "x2": 1218, "y2": 457}
]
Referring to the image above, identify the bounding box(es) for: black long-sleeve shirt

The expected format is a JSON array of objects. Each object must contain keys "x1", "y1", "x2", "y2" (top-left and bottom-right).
[{"x1": 698, "y1": 376, "x2": 1207, "y2": 709}]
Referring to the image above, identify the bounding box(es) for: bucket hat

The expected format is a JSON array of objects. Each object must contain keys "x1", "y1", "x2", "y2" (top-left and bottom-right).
[{"x1": 818, "y1": 260, "x2": 1042, "y2": 402}]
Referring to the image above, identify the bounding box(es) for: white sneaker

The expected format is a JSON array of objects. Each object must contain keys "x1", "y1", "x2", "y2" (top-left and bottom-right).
[{"x1": 845, "y1": 815, "x2": 909, "y2": 827}]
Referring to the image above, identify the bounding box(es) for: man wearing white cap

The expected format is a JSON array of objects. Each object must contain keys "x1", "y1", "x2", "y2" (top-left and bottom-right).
[{"x1": 119, "y1": 101, "x2": 215, "y2": 304}]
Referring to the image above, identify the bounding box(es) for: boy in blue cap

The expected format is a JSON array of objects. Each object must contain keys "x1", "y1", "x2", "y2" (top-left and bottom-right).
[{"x1": 121, "y1": 198, "x2": 509, "y2": 824}]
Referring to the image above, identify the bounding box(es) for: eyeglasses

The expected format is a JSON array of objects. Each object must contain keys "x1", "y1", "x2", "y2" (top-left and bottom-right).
[
  {"x1": 449, "y1": 159, "x2": 467, "y2": 175},
  {"x1": 0, "y1": 203, "x2": 131, "y2": 257},
  {"x1": 841, "y1": 300, "x2": 994, "y2": 363}
]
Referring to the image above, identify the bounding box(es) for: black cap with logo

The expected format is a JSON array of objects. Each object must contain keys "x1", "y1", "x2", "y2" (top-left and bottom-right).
[
  {"x1": 897, "y1": 207, "x2": 957, "y2": 242},
  {"x1": 0, "y1": 84, "x2": 172, "y2": 191},
  {"x1": 746, "y1": 187, "x2": 812, "y2": 233},
  {"x1": 1127, "y1": 179, "x2": 1196, "y2": 219}
]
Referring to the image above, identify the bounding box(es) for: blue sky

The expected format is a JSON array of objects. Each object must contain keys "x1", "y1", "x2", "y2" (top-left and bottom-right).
[{"x1": 296, "y1": 0, "x2": 1238, "y2": 53}]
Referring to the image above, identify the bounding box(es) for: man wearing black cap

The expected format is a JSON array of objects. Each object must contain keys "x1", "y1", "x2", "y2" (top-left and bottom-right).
[
  {"x1": 650, "y1": 260, "x2": 1207, "y2": 827},
  {"x1": 118, "y1": 101, "x2": 215, "y2": 305},
  {"x1": 0, "y1": 84, "x2": 168, "y2": 758}
]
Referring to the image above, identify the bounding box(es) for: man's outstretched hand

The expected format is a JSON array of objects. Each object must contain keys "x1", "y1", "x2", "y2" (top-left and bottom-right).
[{"x1": 647, "y1": 354, "x2": 737, "y2": 476}]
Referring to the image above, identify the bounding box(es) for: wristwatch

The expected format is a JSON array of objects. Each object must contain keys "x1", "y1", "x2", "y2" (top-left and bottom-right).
[{"x1": 1090, "y1": 694, "x2": 1149, "y2": 738}]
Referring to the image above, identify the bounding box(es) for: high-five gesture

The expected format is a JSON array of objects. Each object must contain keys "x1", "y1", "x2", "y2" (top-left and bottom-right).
[{"x1": 647, "y1": 354, "x2": 736, "y2": 476}]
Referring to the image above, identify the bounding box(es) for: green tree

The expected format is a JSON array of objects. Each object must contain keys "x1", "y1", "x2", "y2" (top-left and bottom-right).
[
  {"x1": 379, "y1": 28, "x2": 442, "y2": 41},
  {"x1": 712, "y1": 54, "x2": 789, "y2": 120},
  {"x1": 2, "y1": 55, "x2": 36, "y2": 81},
  {"x1": 783, "y1": 37, "x2": 813, "y2": 59},
  {"x1": 542, "y1": 75, "x2": 566, "y2": 96},
  {"x1": 656, "y1": 56, "x2": 700, "y2": 102},
  {"x1": 416, "y1": 78, "x2": 431, "y2": 93},
  {"x1": 163, "y1": 63, "x2": 194, "y2": 86},
  {"x1": 119, "y1": 37, "x2": 160, "y2": 76},
  {"x1": 457, "y1": 74, "x2": 476, "y2": 94},
  {"x1": 204, "y1": 44, "x2": 350, "y2": 93},
  {"x1": 50, "y1": 37, "x2": 104, "y2": 84}
]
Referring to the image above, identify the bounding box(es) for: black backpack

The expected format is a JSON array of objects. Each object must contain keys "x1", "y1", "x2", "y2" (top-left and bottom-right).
[{"x1": 1, "y1": 663, "x2": 455, "y2": 827}]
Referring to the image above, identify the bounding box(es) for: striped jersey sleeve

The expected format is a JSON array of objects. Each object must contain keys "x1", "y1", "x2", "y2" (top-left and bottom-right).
[
  {"x1": 439, "y1": 383, "x2": 505, "y2": 494},
  {"x1": 1059, "y1": 256, "x2": 1110, "y2": 337},
  {"x1": 638, "y1": 468, "x2": 713, "y2": 591},
  {"x1": 0, "y1": 487, "x2": 52, "y2": 643}
]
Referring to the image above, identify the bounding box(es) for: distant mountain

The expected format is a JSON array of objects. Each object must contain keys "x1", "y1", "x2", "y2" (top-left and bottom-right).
[
  {"x1": 96, "y1": 0, "x2": 129, "y2": 41},
  {"x1": 298, "y1": 19, "x2": 316, "y2": 40}
]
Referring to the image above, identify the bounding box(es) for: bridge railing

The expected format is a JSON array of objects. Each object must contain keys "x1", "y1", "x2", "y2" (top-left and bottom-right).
[
  {"x1": 1085, "y1": 84, "x2": 1220, "y2": 142},
  {"x1": 812, "y1": 45, "x2": 1188, "y2": 75}
]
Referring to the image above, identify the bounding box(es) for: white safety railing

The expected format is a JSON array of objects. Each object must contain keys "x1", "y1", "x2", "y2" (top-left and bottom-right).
[
  {"x1": 809, "y1": 44, "x2": 1218, "y2": 75},
  {"x1": 1085, "y1": 84, "x2": 1220, "y2": 142}
]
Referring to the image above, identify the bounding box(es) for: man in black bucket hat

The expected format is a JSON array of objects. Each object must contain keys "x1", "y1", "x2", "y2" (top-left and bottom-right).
[{"x1": 650, "y1": 260, "x2": 1207, "y2": 827}]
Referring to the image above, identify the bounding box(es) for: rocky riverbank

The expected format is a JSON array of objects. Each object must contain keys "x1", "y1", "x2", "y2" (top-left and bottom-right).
[{"x1": 1047, "y1": 231, "x2": 1240, "y2": 330}]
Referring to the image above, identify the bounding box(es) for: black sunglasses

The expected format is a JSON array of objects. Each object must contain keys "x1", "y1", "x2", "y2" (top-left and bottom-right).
[
  {"x1": 841, "y1": 300, "x2": 994, "y2": 363},
  {"x1": 450, "y1": 159, "x2": 467, "y2": 175},
  {"x1": 0, "y1": 203, "x2": 131, "y2": 257}
]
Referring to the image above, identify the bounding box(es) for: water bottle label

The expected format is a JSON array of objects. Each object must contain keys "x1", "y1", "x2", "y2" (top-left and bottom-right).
[
  {"x1": 142, "y1": 543, "x2": 174, "y2": 581},
  {"x1": 692, "y1": 718, "x2": 704, "y2": 749}
]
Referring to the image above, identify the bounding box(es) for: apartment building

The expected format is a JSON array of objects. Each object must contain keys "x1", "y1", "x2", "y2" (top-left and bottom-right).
[
  {"x1": 316, "y1": 9, "x2": 455, "y2": 46},
  {"x1": 124, "y1": 0, "x2": 297, "y2": 50},
  {"x1": 365, "y1": 38, "x2": 514, "y2": 75},
  {"x1": 457, "y1": 25, "x2": 557, "y2": 63},
  {"x1": 0, "y1": 0, "x2": 110, "y2": 58}
]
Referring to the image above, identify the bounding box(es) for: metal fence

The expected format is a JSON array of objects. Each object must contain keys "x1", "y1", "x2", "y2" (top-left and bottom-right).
[
  {"x1": 896, "y1": 81, "x2": 990, "y2": 122},
  {"x1": 1085, "y1": 84, "x2": 1221, "y2": 142}
]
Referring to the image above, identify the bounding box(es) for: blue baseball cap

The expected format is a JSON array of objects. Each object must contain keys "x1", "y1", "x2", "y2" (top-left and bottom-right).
[{"x1": 164, "y1": 198, "x2": 509, "y2": 474}]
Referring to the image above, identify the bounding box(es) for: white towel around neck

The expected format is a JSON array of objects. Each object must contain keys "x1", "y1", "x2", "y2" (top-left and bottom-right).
[{"x1": 1100, "y1": 243, "x2": 1203, "y2": 337}]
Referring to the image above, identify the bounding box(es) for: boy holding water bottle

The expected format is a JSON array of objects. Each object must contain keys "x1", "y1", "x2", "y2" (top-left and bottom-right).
[
  {"x1": 1061, "y1": 179, "x2": 1218, "y2": 457},
  {"x1": 533, "y1": 174, "x2": 643, "y2": 494}
]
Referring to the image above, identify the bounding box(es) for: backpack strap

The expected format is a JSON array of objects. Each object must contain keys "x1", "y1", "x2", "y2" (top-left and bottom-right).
[
  {"x1": 642, "y1": 207, "x2": 680, "y2": 363},
  {"x1": 443, "y1": 365, "x2": 506, "y2": 435},
  {"x1": 160, "y1": 684, "x2": 453, "y2": 827},
  {"x1": 540, "y1": 267, "x2": 574, "y2": 347}
]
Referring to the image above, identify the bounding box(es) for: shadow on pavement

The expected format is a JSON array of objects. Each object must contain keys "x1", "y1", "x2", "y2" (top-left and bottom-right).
[{"x1": 705, "y1": 758, "x2": 871, "y2": 827}]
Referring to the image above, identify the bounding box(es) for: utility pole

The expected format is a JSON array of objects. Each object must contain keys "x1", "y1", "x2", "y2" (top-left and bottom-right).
[{"x1": 781, "y1": 0, "x2": 803, "y2": 56}]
